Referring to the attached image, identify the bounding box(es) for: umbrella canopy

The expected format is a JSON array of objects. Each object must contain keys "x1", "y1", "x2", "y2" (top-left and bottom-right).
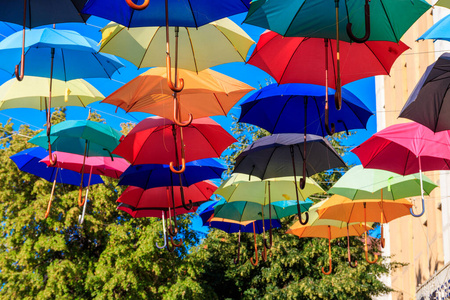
[
  {"x1": 0, "y1": 28, "x2": 124, "y2": 80},
  {"x1": 99, "y1": 18, "x2": 255, "y2": 72},
  {"x1": 214, "y1": 173, "x2": 324, "y2": 205},
  {"x1": 206, "y1": 218, "x2": 282, "y2": 234},
  {"x1": 213, "y1": 199, "x2": 314, "y2": 222},
  {"x1": 82, "y1": 0, "x2": 250, "y2": 28},
  {"x1": 351, "y1": 122, "x2": 450, "y2": 174},
  {"x1": 233, "y1": 133, "x2": 346, "y2": 179},
  {"x1": 243, "y1": 0, "x2": 430, "y2": 42},
  {"x1": 416, "y1": 14, "x2": 450, "y2": 42},
  {"x1": 101, "y1": 68, "x2": 254, "y2": 122},
  {"x1": 112, "y1": 116, "x2": 236, "y2": 165},
  {"x1": 398, "y1": 53, "x2": 450, "y2": 132},
  {"x1": 316, "y1": 194, "x2": 413, "y2": 224},
  {"x1": 41, "y1": 151, "x2": 130, "y2": 179},
  {"x1": 28, "y1": 119, "x2": 123, "y2": 157},
  {"x1": 117, "y1": 181, "x2": 217, "y2": 209},
  {"x1": 117, "y1": 202, "x2": 202, "y2": 218},
  {"x1": 328, "y1": 165, "x2": 438, "y2": 200},
  {"x1": 239, "y1": 83, "x2": 373, "y2": 136},
  {"x1": 118, "y1": 158, "x2": 226, "y2": 189},
  {"x1": 247, "y1": 31, "x2": 409, "y2": 88},
  {"x1": 10, "y1": 147, "x2": 103, "y2": 187},
  {"x1": 0, "y1": 0, "x2": 89, "y2": 28},
  {"x1": 0, "y1": 76, "x2": 103, "y2": 110}
]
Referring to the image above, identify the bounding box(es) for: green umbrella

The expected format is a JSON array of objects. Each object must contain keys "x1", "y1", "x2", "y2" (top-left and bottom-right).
[
  {"x1": 328, "y1": 165, "x2": 437, "y2": 249},
  {"x1": 214, "y1": 198, "x2": 314, "y2": 265},
  {"x1": 28, "y1": 119, "x2": 123, "y2": 206}
]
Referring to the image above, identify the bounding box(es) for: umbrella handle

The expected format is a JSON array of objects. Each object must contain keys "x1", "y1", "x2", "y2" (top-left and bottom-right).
[
  {"x1": 250, "y1": 222, "x2": 259, "y2": 266},
  {"x1": 263, "y1": 226, "x2": 273, "y2": 249},
  {"x1": 179, "y1": 186, "x2": 193, "y2": 210},
  {"x1": 78, "y1": 186, "x2": 85, "y2": 207},
  {"x1": 47, "y1": 143, "x2": 57, "y2": 166},
  {"x1": 125, "y1": 0, "x2": 150, "y2": 10},
  {"x1": 347, "y1": 225, "x2": 357, "y2": 268},
  {"x1": 346, "y1": 0, "x2": 371, "y2": 43},
  {"x1": 364, "y1": 202, "x2": 378, "y2": 264},
  {"x1": 166, "y1": 236, "x2": 175, "y2": 252},
  {"x1": 166, "y1": 53, "x2": 184, "y2": 93},
  {"x1": 410, "y1": 197, "x2": 425, "y2": 217},
  {"x1": 168, "y1": 219, "x2": 178, "y2": 236},
  {"x1": 15, "y1": 0, "x2": 26, "y2": 81},
  {"x1": 299, "y1": 211, "x2": 309, "y2": 225},
  {"x1": 173, "y1": 96, "x2": 193, "y2": 127},
  {"x1": 169, "y1": 158, "x2": 186, "y2": 174},
  {"x1": 45, "y1": 174, "x2": 58, "y2": 219},
  {"x1": 78, "y1": 197, "x2": 88, "y2": 225},
  {"x1": 234, "y1": 231, "x2": 241, "y2": 265},
  {"x1": 170, "y1": 235, "x2": 183, "y2": 247},
  {"x1": 321, "y1": 227, "x2": 332, "y2": 275},
  {"x1": 262, "y1": 240, "x2": 267, "y2": 262},
  {"x1": 156, "y1": 212, "x2": 167, "y2": 249},
  {"x1": 324, "y1": 103, "x2": 335, "y2": 136}
]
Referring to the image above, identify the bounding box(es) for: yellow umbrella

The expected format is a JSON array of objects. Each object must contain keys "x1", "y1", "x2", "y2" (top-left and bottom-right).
[
  {"x1": 101, "y1": 67, "x2": 255, "y2": 125},
  {"x1": 287, "y1": 202, "x2": 373, "y2": 274},
  {"x1": 0, "y1": 76, "x2": 104, "y2": 110},
  {"x1": 316, "y1": 194, "x2": 412, "y2": 264},
  {"x1": 99, "y1": 18, "x2": 255, "y2": 72}
]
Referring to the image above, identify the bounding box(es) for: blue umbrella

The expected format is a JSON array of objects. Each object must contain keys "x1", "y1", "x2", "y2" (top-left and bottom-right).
[
  {"x1": 417, "y1": 14, "x2": 450, "y2": 42},
  {"x1": 118, "y1": 158, "x2": 226, "y2": 189},
  {"x1": 206, "y1": 218, "x2": 281, "y2": 234},
  {"x1": 239, "y1": 83, "x2": 373, "y2": 136},
  {"x1": 10, "y1": 147, "x2": 104, "y2": 218}
]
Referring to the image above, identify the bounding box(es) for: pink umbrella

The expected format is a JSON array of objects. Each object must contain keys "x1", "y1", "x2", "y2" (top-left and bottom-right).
[
  {"x1": 352, "y1": 121, "x2": 450, "y2": 217},
  {"x1": 41, "y1": 151, "x2": 130, "y2": 223}
]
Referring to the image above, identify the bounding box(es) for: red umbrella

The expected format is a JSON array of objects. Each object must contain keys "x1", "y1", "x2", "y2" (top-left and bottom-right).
[
  {"x1": 247, "y1": 31, "x2": 408, "y2": 133},
  {"x1": 112, "y1": 116, "x2": 236, "y2": 170},
  {"x1": 352, "y1": 121, "x2": 450, "y2": 217},
  {"x1": 117, "y1": 181, "x2": 217, "y2": 251}
]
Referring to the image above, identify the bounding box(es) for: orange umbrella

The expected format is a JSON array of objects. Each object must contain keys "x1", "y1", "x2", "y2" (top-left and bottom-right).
[
  {"x1": 316, "y1": 194, "x2": 412, "y2": 264},
  {"x1": 101, "y1": 67, "x2": 255, "y2": 126},
  {"x1": 287, "y1": 210, "x2": 372, "y2": 275}
]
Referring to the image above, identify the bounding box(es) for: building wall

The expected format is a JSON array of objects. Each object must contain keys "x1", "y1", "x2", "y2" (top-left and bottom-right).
[{"x1": 375, "y1": 6, "x2": 449, "y2": 300}]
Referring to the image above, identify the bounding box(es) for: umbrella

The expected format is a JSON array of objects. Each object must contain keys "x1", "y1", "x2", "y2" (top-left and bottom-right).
[
  {"x1": 213, "y1": 199, "x2": 313, "y2": 265},
  {"x1": 112, "y1": 116, "x2": 236, "y2": 171},
  {"x1": 0, "y1": 0, "x2": 90, "y2": 80},
  {"x1": 287, "y1": 203, "x2": 373, "y2": 274},
  {"x1": 99, "y1": 18, "x2": 255, "y2": 72},
  {"x1": 0, "y1": 28, "x2": 124, "y2": 164},
  {"x1": 232, "y1": 134, "x2": 343, "y2": 219},
  {"x1": 0, "y1": 76, "x2": 103, "y2": 110},
  {"x1": 398, "y1": 53, "x2": 450, "y2": 132},
  {"x1": 239, "y1": 83, "x2": 373, "y2": 136},
  {"x1": 29, "y1": 119, "x2": 123, "y2": 207},
  {"x1": 101, "y1": 67, "x2": 254, "y2": 126},
  {"x1": 117, "y1": 181, "x2": 217, "y2": 250},
  {"x1": 246, "y1": 31, "x2": 406, "y2": 128},
  {"x1": 316, "y1": 195, "x2": 412, "y2": 264},
  {"x1": 416, "y1": 14, "x2": 450, "y2": 42},
  {"x1": 243, "y1": 0, "x2": 430, "y2": 108},
  {"x1": 10, "y1": 147, "x2": 103, "y2": 218},
  {"x1": 351, "y1": 122, "x2": 450, "y2": 217},
  {"x1": 118, "y1": 158, "x2": 226, "y2": 189}
]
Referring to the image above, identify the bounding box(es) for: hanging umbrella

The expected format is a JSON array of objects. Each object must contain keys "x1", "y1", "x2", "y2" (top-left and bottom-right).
[
  {"x1": 101, "y1": 67, "x2": 254, "y2": 125},
  {"x1": 117, "y1": 181, "x2": 217, "y2": 250},
  {"x1": 213, "y1": 199, "x2": 313, "y2": 265},
  {"x1": 0, "y1": 0, "x2": 90, "y2": 81},
  {"x1": 416, "y1": 14, "x2": 450, "y2": 42},
  {"x1": 287, "y1": 206, "x2": 373, "y2": 274},
  {"x1": 10, "y1": 147, "x2": 103, "y2": 218},
  {"x1": 246, "y1": 31, "x2": 406, "y2": 128},
  {"x1": 112, "y1": 116, "x2": 236, "y2": 170},
  {"x1": 239, "y1": 83, "x2": 373, "y2": 136},
  {"x1": 29, "y1": 119, "x2": 123, "y2": 208},
  {"x1": 315, "y1": 195, "x2": 412, "y2": 264},
  {"x1": 99, "y1": 18, "x2": 254, "y2": 72},
  {"x1": 118, "y1": 158, "x2": 226, "y2": 189},
  {"x1": 0, "y1": 28, "x2": 124, "y2": 165},
  {"x1": 352, "y1": 122, "x2": 450, "y2": 217},
  {"x1": 0, "y1": 76, "x2": 103, "y2": 110},
  {"x1": 398, "y1": 53, "x2": 450, "y2": 132},
  {"x1": 243, "y1": 0, "x2": 429, "y2": 109}
]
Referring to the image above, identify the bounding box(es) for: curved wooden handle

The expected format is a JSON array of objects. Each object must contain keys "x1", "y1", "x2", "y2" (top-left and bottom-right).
[
  {"x1": 346, "y1": 0, "x2": 371, "y2": 43},
  {"x1": 47, "y1": 143, "x2": 57, "y2": 166},
  {"x1": 166, "y1": 55, "x2": 184, "y2": 93},
  {"x1": 15, "y1": 0, "x2": 26, "y2": 81},
  {"x1": 324, "y1": 101, "x2": 335, "y2": 136},
  {"x1": 170, "y1": 236, "x2": 183, "y2": 247},
  {"x1": 262, "y1": 241, "x2": 267, "y2": 262},
  {"x1": 45, "y1": 176, "x2": 58, "y2": 219},
  {"x1": 166, "y1": 236, "x2": 175, "y2": 252},
  {"x1": 364, "y1": 202, "x2": 378, "y2": 264},
  {"x1": 234, "y1": 231, "x2": 241, "y2": 265},
  {"x1": 299, "y1": 211, "x2": 309, "y2": 225},
  {"x1": 347, "y1": 225, "x2": 357, "y2": 268},
  {"x1": 321, "y1": 260, "x2": 332, "y2": 275},
  {"x1": 250, "y1": 222, "x2": 258, "y2": 266},
  {"x1": 169, "y1": 158, "x2": 186, "y2": 174},
  {"x1": 156, "y1": 213, "x2": 167, "y2": 249},
  {"x1": 125, "y1": 0, "x2": 150, "y2": 10},
  {"x1": 364, "y1": 245, "x2": 378, "y2": 264},
  {"x1": 322, "y1": 228, "x2": 332, "y2": 275},
  {"x1": 78, "y1": 186, "x2": 85, "y2": 207},
  {"x1": 173, "y1": 96, "x2": 193, "y2": 127}
]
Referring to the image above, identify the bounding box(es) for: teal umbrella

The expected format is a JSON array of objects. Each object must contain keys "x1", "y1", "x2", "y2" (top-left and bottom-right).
[{"x1": 28, "y1": 119, "x2": 123, "y2": 206}]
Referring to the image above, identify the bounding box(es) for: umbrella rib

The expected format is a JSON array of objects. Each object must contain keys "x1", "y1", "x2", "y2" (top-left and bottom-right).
[
  {"x1": 379, "y1": 0, "x2": 400, "y2": 42},
  {"x1": 77, "y1": 96, "x2": 86, "y2": 108},
  {"x1": 260, "y1": 147, "x2": 278, "y2": 180},
  {"x1": 271, "y1": 95, "x2": 293, "y2": 133},
  {"x1": 364, "y1": 43, "x2": 390, "y2": 75},
  {"x1": 278, "y1": 37, "x2": 308, "y2": 84},
  {"x1": 313, "y1": 96, "x2": 326, "y2": 137},
  {"x1": 185, "y1": 27, "x2": 199, "y2": 73},
  {"x1": 295, "y1": 143, "x2": 308, "y2": 177},
  {"x1": 60, "y1": 48, "x2": 68, "y2": 81},
  {"x1": 212, "y1": 23, "x2": 247, "y2": 62},
  {"x1": 283, "y1": 1, "x2": 307, "y2": 36},
  {"x1": 342, "y1": 98, "x2": 368, "y2": 129},
  {"x1": 89, "y1": 52, "x2": 113, "y2": 79},
  {"x1": 185, "y1": 0, "x2": 199, "y2": 28},
  {"x1": 139, "y1": 26, "x2": 160, "y2": 69},
  {"x1": 213, "y1": 93, "x2": 227, "y2": 116}
]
